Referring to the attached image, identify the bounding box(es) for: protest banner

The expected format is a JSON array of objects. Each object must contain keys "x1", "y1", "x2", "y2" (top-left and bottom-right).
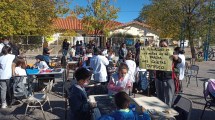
[{"x1": 139, "y1": 47, "x2": 173, "y2": 71}]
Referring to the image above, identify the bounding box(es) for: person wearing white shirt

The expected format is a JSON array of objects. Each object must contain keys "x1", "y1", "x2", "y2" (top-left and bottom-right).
[
  {"x1": 90, "y1": 48, "x2": 109, "y2": 84},
  {"x1": 125, "y1": 53, "x2": 136, "y2": 83},
  {"x1": 174, "y1": 47, "x2": 186, "y2": 93},
  {"x1": 14, "y1": 58, "x2": 28, "y2": 83},
  {"x1": 0, "y1": 46, "x2": 15, "y2": 108},
  {"x1": 34, "y1": 55, "x2": 50, "y2": 70}
]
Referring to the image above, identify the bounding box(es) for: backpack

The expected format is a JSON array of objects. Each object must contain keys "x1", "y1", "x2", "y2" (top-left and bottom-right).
[
  {"x1": 13, "y1": 76, "x2": 28, "y2": 99},
  {"x1": 137, "y1": 71, "x2": 149, "y2": 91}
]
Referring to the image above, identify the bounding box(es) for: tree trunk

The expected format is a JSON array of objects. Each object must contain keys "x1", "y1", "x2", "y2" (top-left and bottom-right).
[{"x1": 189, "y1": 39, "x2": 196, "y2": 58}]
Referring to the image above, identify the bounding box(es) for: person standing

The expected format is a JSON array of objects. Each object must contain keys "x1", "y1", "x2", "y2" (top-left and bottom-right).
[
  {"x1": 125, "y1": 53, "x2": 136, "y2": 83},
  {"x1": 90, "y1": 48, "x2": 109, "y2": 84},
  {"x1": 69, "y1": 46, "x2": 76, "y2": 61},
  {"x1": 118, "y1": 43, "x2": 127, "y2": 62},
  {"x1": 62, "y1": 39, "x2": 70, "y2": 56},
  {"x1": 135, "y1": 40, "x2": 141, "y2": 66},
  {"x1": 174, "y1": 47, "x2": 186, "y2": 93},
  {"x1": 0, "y1": 46, "x2": 15, "y2": 108},
  {"x1": 155, "y1": 40, "x2": 182, "y2": 106}
]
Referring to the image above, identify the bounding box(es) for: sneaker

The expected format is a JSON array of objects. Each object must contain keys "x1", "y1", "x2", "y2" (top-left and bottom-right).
[{"x1": 1, "y1": 103, "x2": 7, "y2": 108}]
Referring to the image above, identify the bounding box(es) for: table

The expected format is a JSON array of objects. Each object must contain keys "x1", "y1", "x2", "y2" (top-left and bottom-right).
[
  {"x1": 27, "y1": 68, "x2": 66, "y2": 97},
  {"x1": 89, "y1": 95, "x2": 179, "y2": 120},
  {"x1": 133, "y1": 96, "x2": 179, "y2": 119},
  {"x1": 88, "y1": 94, "x2": 142, "y2": 116}
]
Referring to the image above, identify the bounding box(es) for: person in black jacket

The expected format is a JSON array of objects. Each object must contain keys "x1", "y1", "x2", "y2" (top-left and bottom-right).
[
  {"x1": 118, "y1": 43, "x2": 127, "y2": 62},
  {"x1": 155, "y1": 40, "x2": 182, "y2": 106},
  {"x1": 69, "y1": 67, "x2": 95, "y2": 120},
  {"x1": 62, "y1": 39, "x2": 70, "y2": 56}
]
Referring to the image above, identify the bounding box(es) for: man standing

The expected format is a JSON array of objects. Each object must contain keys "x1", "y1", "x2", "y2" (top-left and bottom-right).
[
  {"x1": 62, "y1": 39, "x2": 70, "y2": 56},
  {"x1": 90, "y1": 48, "x2": 109, "y2": 84}
]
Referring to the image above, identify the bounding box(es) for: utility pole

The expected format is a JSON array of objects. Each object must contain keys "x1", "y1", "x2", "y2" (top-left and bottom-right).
[{"x1": 204, "y1": 1, "x2": 214, "y2": 61}]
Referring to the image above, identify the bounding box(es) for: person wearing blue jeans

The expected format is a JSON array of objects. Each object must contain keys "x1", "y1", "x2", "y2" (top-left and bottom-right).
[{"x1": 62, "y1": 39, "x2": 70, "y2": 56}]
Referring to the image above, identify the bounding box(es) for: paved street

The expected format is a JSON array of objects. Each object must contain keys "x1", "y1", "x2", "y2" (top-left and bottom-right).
[{"x1": 0, "y1": 60, "x2": 214, "y2": 120}]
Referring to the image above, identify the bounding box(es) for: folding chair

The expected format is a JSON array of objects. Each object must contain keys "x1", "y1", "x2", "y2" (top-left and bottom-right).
[
  {"x1": 172, "y1": 95, "x2": 192, "y2": 120},
  {"x1": 200, "y1": 80, "x2": 215, "y2": 119},
  {"x1": 25, "y1": 80, "x2": 53, "y2": 120},
  {"x1": 185, "y1": 65, "x2": 199, "y2": 87}
]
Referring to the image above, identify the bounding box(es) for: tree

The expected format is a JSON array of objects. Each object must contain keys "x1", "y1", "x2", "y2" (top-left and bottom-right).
[
  {"x1": 73, "y1": 0, "x2": 119, "y2": 36},
  {"x1": 137, "y1": 0, "x2": 215, "y2": 58},
  {"x1": 0, "y1": 0, "x2": 71, "y2": 36}
]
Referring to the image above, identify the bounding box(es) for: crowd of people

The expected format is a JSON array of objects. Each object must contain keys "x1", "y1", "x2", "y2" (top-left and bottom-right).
[
  {"x1": 0, "y1": 37, "x2": 186, "y2": 120},
  {"x1": 67, "y1": 39, "x2": 186, "y2": 120}
]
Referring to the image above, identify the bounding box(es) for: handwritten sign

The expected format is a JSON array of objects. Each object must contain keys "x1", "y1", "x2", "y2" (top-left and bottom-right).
[{"x1": 139, "y1": 47, "x2": 173, "y2": 71}]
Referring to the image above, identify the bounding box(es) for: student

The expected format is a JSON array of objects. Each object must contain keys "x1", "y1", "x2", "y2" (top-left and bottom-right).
[
  {"x1": 34, "y1": 55, "x2": 49, "y2": 70},
  {"x1": 98, "y1": 91, "x2": 151, "y2": 120},
  {"x1": 125, "y1": 53, "x2": 137, "y2": 83},
  {"x1": 174, "y1": 47, "x2": 186, "y2": 93},
  {"x1": 69, "y1": 67, "x2": 95, "y2": 120},
  {"x1": 90, "y1": 47, "x2": 109, "y2": 84},
  {"x1": 0, "y1": 46, "x2": 15, "y2": 108},
  {"x1": 107, "y1": 63, "x2": 132, "y2": 95},
  {"x1": 15, "y1": 58, "x2": 27, "y2": 76}
]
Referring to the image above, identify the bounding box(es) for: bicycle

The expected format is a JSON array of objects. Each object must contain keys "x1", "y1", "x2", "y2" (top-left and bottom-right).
[{"x1": 208, "y1": 48, "x2": 215, "y2": 61}]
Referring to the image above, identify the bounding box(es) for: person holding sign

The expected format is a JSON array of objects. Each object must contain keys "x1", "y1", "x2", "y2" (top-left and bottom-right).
[{"x1": 155, "y1": 40, "x2": 182, "y2": 106}]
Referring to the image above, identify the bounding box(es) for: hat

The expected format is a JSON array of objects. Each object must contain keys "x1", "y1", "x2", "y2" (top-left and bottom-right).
[{"x1": 35, "y1": 55, "x2": 44, "y2": 61}]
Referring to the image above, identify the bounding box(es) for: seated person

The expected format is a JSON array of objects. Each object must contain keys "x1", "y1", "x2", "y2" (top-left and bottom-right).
[
  {"x1": 69, "y1": 67, "x2": 95, "y2": 120},
  {"x1": 98, "y1": 91, "x2": 151, "y2": 120},
  {"x1": 34, "y1": 55, "x2": 53, "y2": 85},
  {"x1": 14, "y1": 58, "x2": 27, "y2": 83},
  {"x1": 107, "y1": 63, "x2": 132, "y2": 95},
  {"x1": 33, "y1": 55, "x2": 49, "y2": 70}
]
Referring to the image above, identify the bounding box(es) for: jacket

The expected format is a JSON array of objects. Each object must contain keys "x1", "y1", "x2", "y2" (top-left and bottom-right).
[{"x1": 90, "y1": 55, "x2": 109, "y2": 82}]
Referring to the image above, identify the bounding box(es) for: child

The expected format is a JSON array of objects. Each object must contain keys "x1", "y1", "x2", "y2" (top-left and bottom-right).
[
  {"x1": 107, "y1": 63, "x2": 132, "y2": 95},
  {"x1": 34, "y1": 55, "x2": 49, "y2": 70},
  {"x1": 14, "y1": 58, "x2": 27, "y2": 83},
  {"x1": 69, "y1": 67, "x2": 95, "y2": 120},
  {"x1": 15, "y1": 58, "x2": 27, "y2": 76},
  {"x1": 98, "y1": 92, "x2": 151, "y2": 120}
]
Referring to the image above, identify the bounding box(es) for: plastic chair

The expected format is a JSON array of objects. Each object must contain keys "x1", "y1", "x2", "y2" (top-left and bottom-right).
[
  {"x1": 185, "y1": 65, "x2": 199, "y2": 87},
  {"x1": 25, "y1": 80, "x2": 53, "y2": 120},
  {"x1": 200, "y1": 81, "x2": 215, "y2": 119},
  {"x1": 172, "y1": 95, "x2": 192, "y2": 120}
]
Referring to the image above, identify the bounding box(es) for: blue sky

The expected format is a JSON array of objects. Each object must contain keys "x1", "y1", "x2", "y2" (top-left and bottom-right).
[{"x1": 70, "y1": 0, "x2": 151, "y2": 23}]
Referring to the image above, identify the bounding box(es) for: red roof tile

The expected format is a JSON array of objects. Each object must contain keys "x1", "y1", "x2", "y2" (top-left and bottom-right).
[
  {"x1": 111, "y1": 21, "x2": 151, "y2": 30},
  {"x1": 53, "y1": 17, "x2": 123, "y2": 35}
]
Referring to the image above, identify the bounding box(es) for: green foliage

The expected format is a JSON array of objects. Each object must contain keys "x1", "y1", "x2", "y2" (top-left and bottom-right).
[
  {"x1": 73, "y1": 0, "x2": 119, "y2": 36},
  {"x1": 0, "y1": 0, "x2": 71, "y2": 36},
  {"x1": 138, "y1": 0, "x2": 215, "y2": 58}
]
